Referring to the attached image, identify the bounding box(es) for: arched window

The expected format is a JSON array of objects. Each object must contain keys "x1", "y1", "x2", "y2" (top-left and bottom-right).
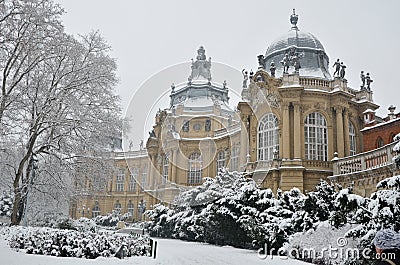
[
  {"x1": 376, "y1": 137, "x2": 384, "y2": 148},
  {"x1": 92, "y1": 201, "x2": 100, "y2": 218},
  {"x1": 127, "y1": 200, "x2": 134, "y2": 217},
  {"x1": 188, "y1": 153, "x2": 202, "y2": 184},
  {"x1": 230, "y1": 145, "x2": 240, "y2": 171},
  {"x1": 389, "y1": 132, "x2": 396, "y2": 143},
  {"x1": 116, "y1": 168, "x2": 125, "y2": 192},
  {"x1": 141, "y1": 165, "x2": 148, "y2": 190},
  {"x1": 349, "y1": 122, "x2": 356, "y2": 156},
  {"x1": 129, "y1": 169, "x2": 137, "y2": 192},
  {"x1": 216, "y1": 150, "x2": 226, "y2": 174},
  {"x1": 304, "y1": 112, "x2": 328, "y2": 161},
  {"x1": 163, "y1": 154, "x2": 169, "y2": 184},
  {"x1": 258, "y1": 113, "x2": 279, "y2": 161},
  {"x1": 114, "y1": 200, "x2": 122, "y2": 213}
]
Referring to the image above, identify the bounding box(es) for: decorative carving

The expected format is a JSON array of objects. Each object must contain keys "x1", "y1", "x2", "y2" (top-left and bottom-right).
[
  {"x1": 266, "y1": 93, "x2": 281, "y2": 109},
  {"x1": 188, "y1": 46, "x2": 212, "y2": 81}
]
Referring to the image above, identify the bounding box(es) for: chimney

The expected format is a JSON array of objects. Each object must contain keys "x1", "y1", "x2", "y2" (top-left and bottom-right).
[
  {"x1": 388, "y1": 105, "x2": 396, "y2": 120},
  {"x1": 363, "y1": 109, "x2": 376, "y2": 127}
]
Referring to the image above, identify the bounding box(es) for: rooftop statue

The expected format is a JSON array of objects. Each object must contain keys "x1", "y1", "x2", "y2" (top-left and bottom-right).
[
  {"x1": 366, "y1": 73, "x2": 373, "y2": 90},
  {"x1": 339, "y1": 62, "x2": 346, "y2": 79},
  {"x1": 270, "y1": 62, "x2": 276, "y2": 77},
  {"x1": 242, "y1": 69, "x2": 248, "y2": 88},
  {"x1": 333, "y1": 59, "x2": 340, "y2": 77},
  {"x1": 281, "y1": 53, "x2": 290, "y2": 74},
  {"x1": 257, "y1": 54, "x2": 265, "y2": 69},
  {"x1": 360, "y1": 71, "x2": 365, "y2": 89},
  {"x1": 292, "y1": 53, "x2": 301, "y2": 73}
]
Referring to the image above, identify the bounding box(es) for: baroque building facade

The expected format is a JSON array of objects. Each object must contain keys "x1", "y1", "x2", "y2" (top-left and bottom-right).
[{"x1": 71, "y1": 11, "x2": 396, "y2": 220}]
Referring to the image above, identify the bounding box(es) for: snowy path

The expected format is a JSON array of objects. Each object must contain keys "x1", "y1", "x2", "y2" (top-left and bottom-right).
[{"x1": 0, "y1": 237, "x2": 310, "y2": 265}]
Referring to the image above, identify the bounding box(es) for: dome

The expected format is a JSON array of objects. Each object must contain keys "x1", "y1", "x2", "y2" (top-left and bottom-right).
[
  {"x1": 263, "y1": 10, "x2": 331, "y2": 80},
  {"x1": 266, "y1": 30, "x2": 325, "y2": 56}
]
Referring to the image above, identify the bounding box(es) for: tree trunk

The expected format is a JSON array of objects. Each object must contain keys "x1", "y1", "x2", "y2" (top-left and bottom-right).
[{"x1": 11, "y1": 188, "x2": 23, "y2": 225}]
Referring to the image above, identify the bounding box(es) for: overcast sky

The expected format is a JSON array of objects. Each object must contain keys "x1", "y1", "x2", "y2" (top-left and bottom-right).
[{"x1": 55, "y1": 0, "x2": 399, "y2": 147}]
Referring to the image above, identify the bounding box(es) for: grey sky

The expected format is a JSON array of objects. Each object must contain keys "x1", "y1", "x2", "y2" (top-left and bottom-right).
[{"x1": 55, "y1": 0, "x2": 399, "y2": 147}]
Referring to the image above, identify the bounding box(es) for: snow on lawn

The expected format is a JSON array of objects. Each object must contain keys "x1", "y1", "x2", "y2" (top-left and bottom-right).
[{"x1": 0, "y1": 235, "x2": 311, "y2": 265}]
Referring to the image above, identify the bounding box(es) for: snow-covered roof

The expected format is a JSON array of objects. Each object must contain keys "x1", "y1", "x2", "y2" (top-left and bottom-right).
[{"x1": 360, "y1": 117, "x2": 400, "y2": 132}]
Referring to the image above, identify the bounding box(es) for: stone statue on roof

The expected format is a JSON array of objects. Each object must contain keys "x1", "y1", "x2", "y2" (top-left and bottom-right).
[
  {"x1": 366, "y1": 73, "x2": 373, "y2": 90},
  {"x1": 339, "y1": 62, "x2": 346, "y2": 78},
  {"x1": 242, "y1": 69, "x2": 248, "y2": 88},
  {"x1": 292, "y1": 53, "x2": 301, "y2": 73},
  {"x1": 281, "y1": 53, "x2": 290, "y2": 74},
  {"x1": 270, "y1": 62, "x2": 276, "y2": 77},
  {"x1": 257, "y1": 55, "x2": 265, "y2": 69},
  {"x1": 360, "y1": 71, "x2": 365, "y2": 89},
  {"x1": 333, "y1": 59, "x2": 340, "y2": 77}
]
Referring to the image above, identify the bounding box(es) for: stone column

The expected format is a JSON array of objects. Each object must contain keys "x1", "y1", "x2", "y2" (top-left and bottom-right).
[
  {"x1": 293, "y1": 103, "x2": 302, "y2": 159},
  {"x1": 343, "y1": 109, "x2": 350, "y2": 156},
  {"x1": 171, "y1": 150, "x2": 177, "y2": 183},
  {"x1": 336, "y1": 107, "x2": 344, "y2": 157},
  {"x1": 168, "y1": 151, "x2": 173, "y2": 183},
  {"x1": 239, "y1": 117, "x2": 248, "y2": 170},
  {"x1": 282, "y1": 103, "x2": 290, "y2": 159}
]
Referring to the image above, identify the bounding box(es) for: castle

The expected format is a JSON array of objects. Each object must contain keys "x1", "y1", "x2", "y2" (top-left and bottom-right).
[{"x1": 70, "y1": 10, "x2": 399, "y2": 221}]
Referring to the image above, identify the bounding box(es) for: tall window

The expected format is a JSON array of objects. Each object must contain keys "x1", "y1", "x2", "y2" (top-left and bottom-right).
[
  {"x1": 258, "y1": 113, "x2": 279, "y2": 161},
  {"x1": 216, "y1": 150, "x2": 226, "y2": 174},
  {"x1": 92, "y1": 201, "x2": 100, "y2": 218},
  {"x1": 188, "y1": 152, "x2": 202, "y2": 184},
  {"x1": 349, "y1": 122, "x2": 356, "y2": 156},
  {"x1": 377, "y1": 137, "x2": 384, "y2": 148},
  {"x1": 163, "y1": 154, "x2": 169, "y2": 184},
  {"x1": 230, "y1": 145, "x2": 240, "y2": 171},
  {"x1": 114, "y1": 200, "x2": 122, "y2": 212},
  {"x1": 127, "y1": 200, "x2": 134, "y2": 217},
  {"x1": 129, "y1": 168, "x2": 138, "y2": 192},
  {"x1": 304, "y1": 112, "x2": 328, "y2": 161},
  {"x1": 141, "y1": 166, "x2": 148, "y2": 190},
  {"x1": 116, "y1": 168, "x2": 125, "y2": 192}
]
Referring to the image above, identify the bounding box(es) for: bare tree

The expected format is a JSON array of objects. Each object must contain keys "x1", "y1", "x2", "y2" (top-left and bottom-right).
[{"x1": 0, "y1": 0, "x2": 122, "y2": 225}]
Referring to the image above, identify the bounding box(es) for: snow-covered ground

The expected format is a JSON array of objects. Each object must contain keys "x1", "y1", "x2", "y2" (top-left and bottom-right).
[{"x1": 0, "y1": 236, "x2": 310, "y2": 265}]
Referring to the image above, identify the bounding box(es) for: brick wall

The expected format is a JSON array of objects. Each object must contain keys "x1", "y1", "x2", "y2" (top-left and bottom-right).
[{"x1": 362, "y1": 119, "x2": 400, "y2": 151}]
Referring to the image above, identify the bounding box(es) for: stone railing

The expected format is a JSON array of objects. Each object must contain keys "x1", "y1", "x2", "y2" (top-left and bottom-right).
[
  {"x1": 300, "y1": 77, "x2": 330, "y2": 90},
  {"x1": 332, "y1": 141, "x2": 398, "y2": 176},
  {"x1": 302, "y1": 160, "x2": 332, "y2": 169},
  {"x1": 214, "y1": 122, "x2": 241, "y2": 138},
  {"x1": 114, "y1": 149, "x2": 148, "y2": 159}
]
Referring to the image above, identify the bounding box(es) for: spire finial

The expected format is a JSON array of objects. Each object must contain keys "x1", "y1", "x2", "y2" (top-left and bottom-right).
[
  {"x1": 290, "y1": 8, "x2": 299, "y2": 29},
  {"x1": 188, "y1": 46, "x2": 212, "y2": 81}
]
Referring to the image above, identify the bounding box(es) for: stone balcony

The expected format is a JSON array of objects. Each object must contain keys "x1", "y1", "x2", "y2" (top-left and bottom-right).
[{"x1": 329, "y1": 140, "x2": 399, "y2": 196}]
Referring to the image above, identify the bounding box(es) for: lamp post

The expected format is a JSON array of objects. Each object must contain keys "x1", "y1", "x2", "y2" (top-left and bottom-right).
[{"x1": 78, "y1": 204, "x2": 90, "y2": 218}]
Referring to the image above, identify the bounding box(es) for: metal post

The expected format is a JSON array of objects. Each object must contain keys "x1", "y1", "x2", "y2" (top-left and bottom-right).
[{"x1": 153, "y1": 241, "x2": 157, "y2": 259}]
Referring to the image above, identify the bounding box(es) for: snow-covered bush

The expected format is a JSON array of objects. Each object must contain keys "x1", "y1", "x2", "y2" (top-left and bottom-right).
[
  {"x1": 3, "y1": 226, "x2": 151, "y2": 259},
  {"x1": 93, "y1": 210, "x2": 129, "y2": 227},
  {"x1": 0, "y1": 190, "x2": 13, "y2": 217},
  {"x1": 147, "y1": 170, "x2": 338, "y2": 251},
  {"x1": 148, "y1": 170, "x2": 400, "y2": 264}
]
